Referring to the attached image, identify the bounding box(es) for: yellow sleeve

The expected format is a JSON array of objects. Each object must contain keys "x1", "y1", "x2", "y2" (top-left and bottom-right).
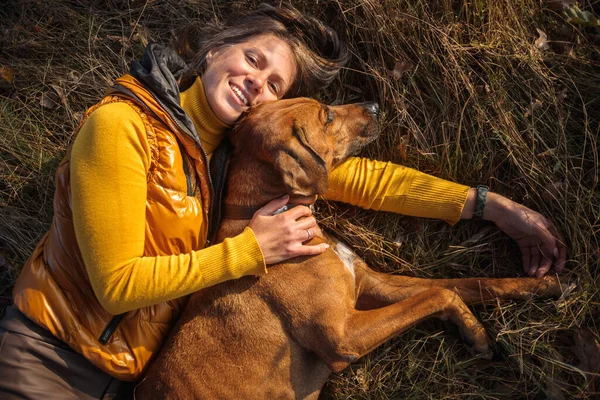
[
  {"x1": 323, "y1": 157, "x2": 470, "y2": 225},
  {"x1": 70, "y1": 102, "x2": 266, "y2": 315}
]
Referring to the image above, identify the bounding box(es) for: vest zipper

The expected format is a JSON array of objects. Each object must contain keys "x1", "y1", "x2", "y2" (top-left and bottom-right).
[{"x1": 98, "y1": 313, "x2": 126, "y2": 345}]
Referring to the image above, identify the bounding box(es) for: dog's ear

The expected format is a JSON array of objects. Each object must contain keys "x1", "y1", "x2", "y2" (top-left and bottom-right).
[
  {"x1": 273, "y1": 124, "x2": 328, "y2": 196},
  {"x1": 227, "y1": 109, "x2": 254, "y2": 147}
]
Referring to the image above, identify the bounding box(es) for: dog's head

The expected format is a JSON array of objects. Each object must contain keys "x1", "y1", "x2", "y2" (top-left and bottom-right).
[{"x1": 229, "y1": 98, "x2": 379, "y2": 197}]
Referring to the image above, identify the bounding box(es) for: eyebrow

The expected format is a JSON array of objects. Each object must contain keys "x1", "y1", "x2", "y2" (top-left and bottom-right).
[{"x1": 248, "y1": 46, "x2": 290, "y2": 93}]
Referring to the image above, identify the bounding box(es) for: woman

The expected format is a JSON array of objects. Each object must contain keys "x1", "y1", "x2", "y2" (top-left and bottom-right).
[{"x1": 0, "y1": 4, "x2": 565, "y2": 399}]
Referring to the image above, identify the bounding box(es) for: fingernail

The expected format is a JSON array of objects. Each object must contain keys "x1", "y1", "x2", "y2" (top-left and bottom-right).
[{"x1": 553, "y1": 248, "x2": 559, "y2": 257}]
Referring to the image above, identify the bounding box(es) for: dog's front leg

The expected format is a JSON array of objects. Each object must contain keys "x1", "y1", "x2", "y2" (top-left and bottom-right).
[{"x1": 355, "y1": 265, "x2": 565, "y2": 309}]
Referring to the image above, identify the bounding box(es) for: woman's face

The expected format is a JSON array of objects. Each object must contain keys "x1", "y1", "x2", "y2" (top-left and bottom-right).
[{"x1": 201, "y1": 34, "x2": 297, "y2": 125}]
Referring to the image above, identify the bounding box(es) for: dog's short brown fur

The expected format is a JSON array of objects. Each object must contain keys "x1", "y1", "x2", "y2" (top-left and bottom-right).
[{"x1": 135, "y1": 98, "x2": 564, "y2": 399}]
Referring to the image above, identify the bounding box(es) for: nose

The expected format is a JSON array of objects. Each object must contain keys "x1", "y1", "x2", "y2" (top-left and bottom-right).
[
  {"x1": 246, "y1": 74, "x2": 266, "y2": 95},
  {"x1": 361, "y1": 102, "x2": 380, "y2": 119}
]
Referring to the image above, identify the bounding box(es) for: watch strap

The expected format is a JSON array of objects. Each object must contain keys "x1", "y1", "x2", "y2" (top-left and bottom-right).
[{"x1": 473, "y1": 185, "x2": 489, "y2": 220}]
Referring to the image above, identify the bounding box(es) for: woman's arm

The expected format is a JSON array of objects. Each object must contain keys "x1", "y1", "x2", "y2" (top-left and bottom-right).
[
  {"x1": 326, "y1": 158, "x2": 566, "y2": 277},
  {"x1": 71, "y1": 103, "x2": 267, "y2": 315},
  {"x1": 324, "y1": 157, "x2": 469, "y2": 225}
]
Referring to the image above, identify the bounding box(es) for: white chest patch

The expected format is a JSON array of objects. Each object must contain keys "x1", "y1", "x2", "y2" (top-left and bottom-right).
[{"x1": 332, "y1": 241, "x2": 356, "y2": 281}]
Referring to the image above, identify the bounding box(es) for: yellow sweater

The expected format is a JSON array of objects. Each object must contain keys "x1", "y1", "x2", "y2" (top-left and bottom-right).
[{"x1": 71, "y1": 78, "x2": 469, "y2": 314}]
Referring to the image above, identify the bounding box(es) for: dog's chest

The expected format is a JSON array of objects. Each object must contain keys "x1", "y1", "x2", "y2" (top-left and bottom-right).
[{"x1": 330, "y1": 240, "x2": 356, "y2": 281}]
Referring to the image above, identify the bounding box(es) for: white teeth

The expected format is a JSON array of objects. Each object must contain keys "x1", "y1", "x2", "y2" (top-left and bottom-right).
[{"x1": 231, "y1": 85, "x2": 248, "y2": 106}]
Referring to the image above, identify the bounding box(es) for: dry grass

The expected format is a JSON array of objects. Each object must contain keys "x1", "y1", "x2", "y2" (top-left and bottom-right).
[{"x1": 1, "y1": 0, "x2": 599, "y2": 398}]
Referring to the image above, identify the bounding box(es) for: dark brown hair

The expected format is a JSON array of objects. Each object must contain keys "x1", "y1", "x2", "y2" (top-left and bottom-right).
[{"x1": 173, "y1": 3, "x2": 349, "y2": 98}]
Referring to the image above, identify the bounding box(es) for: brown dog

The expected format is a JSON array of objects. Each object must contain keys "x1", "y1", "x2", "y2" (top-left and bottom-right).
[{"x1": 135, "y1": 98, "x2": 564, "y2": 399}]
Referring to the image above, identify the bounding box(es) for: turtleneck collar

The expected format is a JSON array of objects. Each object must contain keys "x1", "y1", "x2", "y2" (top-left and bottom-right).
[{"x1": 180, "y1": 77, "x2": 229, "y2": 155}]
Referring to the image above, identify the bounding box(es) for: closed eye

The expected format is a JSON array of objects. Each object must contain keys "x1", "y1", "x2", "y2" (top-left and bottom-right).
[
  {"x1": 246, "y1": 53, "x2": 259, "y2": 67},
  {"x1": 326, "y1": 108, "x2": 334, "y2": 125},
  {"x1": 268, "y1": 81, "x2": 280, "y2": 97}
]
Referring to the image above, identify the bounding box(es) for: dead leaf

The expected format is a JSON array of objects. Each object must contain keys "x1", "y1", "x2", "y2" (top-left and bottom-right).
[
  {"x1": 396, "y1": 133, "x2": 410, "y2": 160},
  {"x1": 391, "y1": 59, "x2": 413, "y2": 81},
  {"x1": 353, "y1": 368, "x2": 368, "y2": 389},
  {"x1": 572, "y1": 327, "x2": 600, "y2": 393},
  {"x1": 133, "y1": 25, "x2": 151, "y2": 47},
  {"x1": 553, "y1": 161, "x2": 562, "y2": 174},
  {"x1": 542, "y1": 181, "x2": 565, "y2": 201},
  {"x1": 573, "y1": 328, "x2": 600, "y2": 372},
  {"x1": 546, "y1": 0, "x2": 576, "y2": 11},
  {"x1": 524, "y1": 99, "x2": 543, "y2": 117},
  {"x1": 50, "y1": 84, "x2": 67, "y2": 105},
  {"x1": 342, "y1": 84, "x2": 363, "y2": 94},
  {"x1": 106, "y1": 34, "x2": 130, "y2": 46},
  {"x1": 0, "y1": 66, "x2": 14, "y2": 84},
  {"x1": 392, "y1": 233, "x2": 404, "y2": 249},
  {"x1": 67, "y1": 70, "x2": 80, "y2": 82},
  {"x1": 564, "y1": 5, "x2": 600, "y2": 27},
  {"x1": 537, "y1": 148, "x2": 556, "y2": 158},
  {"x1": 557, "y1": 87, "x2": 568, "y2": 102},
  {"x1": 535, "y1": 28, "x2": 550, "y2": 51},
  {"x1": 39, "y1": 91, "x2": 59, "y2": 109},
  {"x1": 72, "y1": 111, "x2": 85, "y2": 123}
]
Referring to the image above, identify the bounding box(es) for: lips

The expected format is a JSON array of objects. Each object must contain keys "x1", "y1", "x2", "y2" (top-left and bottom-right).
[{"x1": 230, "y1": 84, "x2": 249, "y2": 106}]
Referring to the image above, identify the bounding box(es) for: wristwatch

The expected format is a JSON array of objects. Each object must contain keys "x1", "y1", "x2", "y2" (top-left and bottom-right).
[{"x1": 473, "y1": 185, "x2": 489, "y2": 220}]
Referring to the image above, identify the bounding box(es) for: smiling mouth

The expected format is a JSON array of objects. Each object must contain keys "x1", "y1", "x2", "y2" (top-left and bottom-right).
[{"x1": 230, "y1": 84, "x2": 249, "y2": 106}]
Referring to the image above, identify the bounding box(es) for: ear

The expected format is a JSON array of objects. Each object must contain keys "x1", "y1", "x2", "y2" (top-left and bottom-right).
[
  {"x1": 273, "y1": 126, "x2": 329, "y2": 196},
  {"x1": 205, "y1": 49, "x2": 215, "y2": 67}
]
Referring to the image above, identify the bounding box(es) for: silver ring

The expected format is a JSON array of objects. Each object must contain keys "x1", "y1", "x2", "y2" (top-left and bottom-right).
[{"x1": 306, "y1": 229, "x2": 311, "y2": 240}]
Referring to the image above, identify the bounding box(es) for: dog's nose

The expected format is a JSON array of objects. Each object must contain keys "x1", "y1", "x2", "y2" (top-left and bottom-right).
[{"x1": 362, "y1": 102, "x2": 380, "y2": 118}]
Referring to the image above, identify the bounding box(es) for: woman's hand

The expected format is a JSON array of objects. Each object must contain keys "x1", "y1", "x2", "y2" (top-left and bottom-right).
[
  {"x1": 249, "y1": 195, "x2": 329, "y2": 265},
  {"x1": 483, "y1": 192, "x2": 567, "y2": 277}
]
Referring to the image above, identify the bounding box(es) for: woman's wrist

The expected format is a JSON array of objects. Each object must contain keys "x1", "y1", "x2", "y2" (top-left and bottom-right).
[
  {"x1": 460, "y1": 188, "x2": 508, "y2": 222},
  {"x1": 482, "y1": 192, "x2": 511, "y2": 222}
]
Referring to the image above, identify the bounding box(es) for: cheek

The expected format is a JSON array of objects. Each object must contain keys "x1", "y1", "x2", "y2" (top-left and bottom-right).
[{"x1": 201, "y1": 69, "x2": 219, "y2": 93}]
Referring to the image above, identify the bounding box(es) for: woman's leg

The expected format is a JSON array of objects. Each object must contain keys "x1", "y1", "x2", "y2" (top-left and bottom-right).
[{"x1": 0, "y1": 306, "x2": 132, "y2": 400}]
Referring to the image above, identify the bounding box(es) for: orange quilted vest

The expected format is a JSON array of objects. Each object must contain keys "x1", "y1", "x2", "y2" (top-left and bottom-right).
[{"x1": 12, "y1": 71, "x2": 218, "y2": 380}]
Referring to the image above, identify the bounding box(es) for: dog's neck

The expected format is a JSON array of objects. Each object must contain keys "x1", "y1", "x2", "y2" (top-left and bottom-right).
[
  {"x1": 223, "y1": 194, "x2": 317, "y2": 220},
  {"x1": 215, "y1": 154, "x2": 317, "y2": 241}
]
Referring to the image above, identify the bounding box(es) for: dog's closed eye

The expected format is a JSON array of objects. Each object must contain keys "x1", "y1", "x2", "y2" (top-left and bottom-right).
[{"x1": 325, "y1": 108, "x2": 334, "y2": 125}]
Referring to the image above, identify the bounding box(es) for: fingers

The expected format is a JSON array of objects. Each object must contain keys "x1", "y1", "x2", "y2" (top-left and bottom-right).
[
  {"x1": 523, "y1": 215, "x2": 567, "y2": 277},
  {"x1": 536, "y1": 248, "x2": 553, "y2": 278},
  {"x1": 283, "y1": 204, "x2": 314, "y2": 219},
  {"x1": 548, "y1": 224, "x2": 567, "y2": 273},
  {"x1": 249, "y1": 199, "x2": 325, "y2": 264},
  {"x1": 293, "y1": 242, "x2": 330, "y2": 257},
  {"x1": 256, "y1": 195, "x2": 289, "y2": 216},
  {"x1": 538, "y1": 222, "x2": 567, "y2": 276},
  {"x1": 295, "y1": 215, "x2": 317, "y2": 231}
]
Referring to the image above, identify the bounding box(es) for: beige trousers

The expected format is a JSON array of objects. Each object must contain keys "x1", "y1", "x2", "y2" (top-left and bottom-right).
[{"x1": 0, "y1": 306, "x2": 134, "y2": 399}]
